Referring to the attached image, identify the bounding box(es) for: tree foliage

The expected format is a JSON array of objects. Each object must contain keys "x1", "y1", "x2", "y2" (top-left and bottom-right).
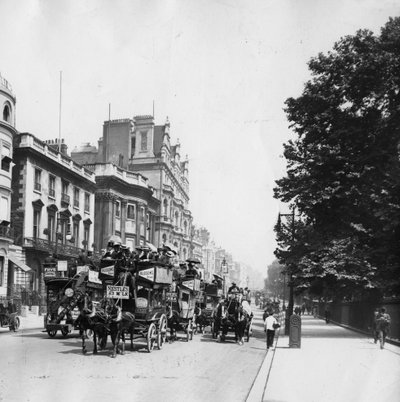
[{"x1": 274, "y1": 17, "x2": 400, "y2": 300}]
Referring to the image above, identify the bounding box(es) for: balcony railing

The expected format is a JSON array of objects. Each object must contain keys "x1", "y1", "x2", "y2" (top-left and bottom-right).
[{"x1": 0, "y1": 225, "x2": 14, "y2": 239}]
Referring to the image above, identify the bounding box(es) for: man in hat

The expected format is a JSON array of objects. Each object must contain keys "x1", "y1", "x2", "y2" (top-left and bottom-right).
[{"x1": 228, "y1": 282, "x2": 239, "y2": 293}]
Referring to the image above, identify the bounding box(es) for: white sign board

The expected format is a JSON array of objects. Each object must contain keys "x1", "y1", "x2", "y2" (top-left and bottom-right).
[
  {"x1": 106, "y1": 285, "x2": 129, "y2": 299},
  {"x1": 88, "y1": 270, "x2": 102, "y2": 284},
  {"x1": 77, "y1": 265, "x2": 89, "y2": 274},
  {"x1": 138, "y1": 267, "x2": 154, "y2": 281},
  {"x1": 101, "y1": 265, "x2": 114, "y2": 276},
  {"x1": 182, "y1": 280, "x2": 194, "y2": 290},
  {"x1": 57, "y1": 260, "x2": 68, "y2": 272}
]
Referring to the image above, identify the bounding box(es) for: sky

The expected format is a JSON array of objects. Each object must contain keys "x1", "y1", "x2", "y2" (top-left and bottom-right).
[{"x1": 1, "y1": 0, "x2": 399, "y2": 278}]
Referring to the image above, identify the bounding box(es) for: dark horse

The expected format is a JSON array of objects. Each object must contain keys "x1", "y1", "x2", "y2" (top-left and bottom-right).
[
  {"x1": 76, "y1": 291, "x2": 109, "y2": 355},
  {"x1": 101, "y1": 298, "x2": 135, "y2": 358}
]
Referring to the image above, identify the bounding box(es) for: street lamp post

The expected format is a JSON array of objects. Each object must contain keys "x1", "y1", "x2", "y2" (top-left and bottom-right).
[
  {"x1": 277, "y1": 208, "x2": 295, "y2": 335},
  {"x1": 221, "y1": 257, "x2": 228, "y2": 295}
]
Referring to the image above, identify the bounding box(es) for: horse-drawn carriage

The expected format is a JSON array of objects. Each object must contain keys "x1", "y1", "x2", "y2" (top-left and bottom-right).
[
  {"x1": 167, "y1": 274, "x2": 201, "y2": 341},
  {"x1": 132, "y1": 260, "x2": 172, "y2": 352},
  {"x1": 43, "y1": 264, "x2": 103, "y2": 338},
  {"x1": 215, "y1": 290, "x2": 253, "y2": 344},
  {"x1": 194, "y1": 282, "x2": 222, "y2": 335}
]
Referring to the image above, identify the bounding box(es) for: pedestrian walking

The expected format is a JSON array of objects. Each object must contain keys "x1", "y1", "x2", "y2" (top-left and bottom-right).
[
  {"x1": 324, "y1": 308, "x2": 331, "y2": 324},
  {"x1": 264, "y1": 311, "x2": 279, "y2": 350},
  {"x1": 375, "y1": 307, "x2": 391, "y2": 349}
]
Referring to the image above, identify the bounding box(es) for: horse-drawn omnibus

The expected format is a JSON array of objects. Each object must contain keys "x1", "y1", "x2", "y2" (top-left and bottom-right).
[
  {"x1": 167, "y1": 273, "x2": 201, "y2": 341},
  {"x1": 132, "y1": 260, "x2": 172, "y2": 352},
  {"x1": 43, "y1": 264, "x2": 103, "y2": 338}
]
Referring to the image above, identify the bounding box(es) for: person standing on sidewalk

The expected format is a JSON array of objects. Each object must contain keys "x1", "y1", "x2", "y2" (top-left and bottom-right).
[
  {"x1": 264, "y1": 311, "x2": 279, "y2": 350},
  {"x1": 376, "y1": 307, "x2": 391, "y2": 349}
]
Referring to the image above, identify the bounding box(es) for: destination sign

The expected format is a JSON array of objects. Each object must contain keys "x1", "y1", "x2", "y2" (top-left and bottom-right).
[
  {"x1": 138, "y1": 267, "x2": 155, "y2": 281},
  {"x1": 182, "y1": 280, "x2": 194, "y2": 290},
  {"x1": 106, "y1": 285, "x2": 129, "y2": 299},
  {"x1": 101, "y1": 265, "x2": 114, "y2": 276},
  {"x1": 57, "y1": 260, "x2": 68, "y2": 272}
]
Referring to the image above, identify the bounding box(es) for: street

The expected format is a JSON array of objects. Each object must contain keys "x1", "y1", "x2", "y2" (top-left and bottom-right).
[{"x1": 0, "y1": 308, "x2": 267, "y2": 402}]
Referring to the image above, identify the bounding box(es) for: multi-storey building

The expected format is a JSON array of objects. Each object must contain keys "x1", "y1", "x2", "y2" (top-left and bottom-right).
[
  {"x1": 11, "y1": 135, "x2": 96, "y2": 302},
  {"x1": 72, "y1": 115, "x2": 194, "y2": 261},
  {"x1": 80, "y1": 161, "x2": 160, "y2": 251},
  {"x1": 0, "y1": 74, "x2": 20, "y2": 297}
]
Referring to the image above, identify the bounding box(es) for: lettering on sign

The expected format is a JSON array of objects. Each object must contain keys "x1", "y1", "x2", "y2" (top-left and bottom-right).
[
  {"x1": 106, "y1": 285, "x2": 129, "y2": 299},
  {"x1": 182, "y1": 280, "x2": 194, "y2": 290},
  {"x1": 57, "y1": 260, "x2": 68, "y2": 272},
  {"x1": 138, "y1": 267, "x2": 154, "y2": 281},
  {"x1": 101, "y1": 265, "x2": 114, "y2": 276},
  {"x1": 44, "y1": 267, "x2": 56, "y2": 277}
]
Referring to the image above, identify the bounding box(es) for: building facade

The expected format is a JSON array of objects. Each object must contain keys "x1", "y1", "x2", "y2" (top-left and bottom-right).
[
  {"x1": 0, "y1": 74, "x2": 18, "y2": 297},
  {"x1": 83, "y1": 162, "x2": 160, "y2": 251},
  {"x1": 72, "y1": 115, "x2": 195, "y2": 262},
  {"x1": 11, "y1": 134, "x2": 97, "y2": 302}
]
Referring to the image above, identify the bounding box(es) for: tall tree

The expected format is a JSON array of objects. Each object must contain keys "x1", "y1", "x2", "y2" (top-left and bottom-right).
[{"x1": 274, "y1": 17, "x2": 400, "y2": 300}]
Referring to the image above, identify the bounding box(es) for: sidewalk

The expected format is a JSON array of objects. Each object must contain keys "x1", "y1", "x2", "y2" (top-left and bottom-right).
[{"x1": 261, "y1": 315, "x2": 400, "y2": 402}]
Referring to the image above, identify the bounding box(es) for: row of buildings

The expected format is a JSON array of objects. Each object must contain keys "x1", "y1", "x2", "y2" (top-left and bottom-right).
[{"x1": 0, "y1": 74, "x2": 252, "y2": 311}]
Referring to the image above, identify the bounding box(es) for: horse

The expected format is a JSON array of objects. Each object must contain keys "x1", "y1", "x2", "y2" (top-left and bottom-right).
[
  {"x1": 166, "y1": 305, "x2": 180, "y2": 342},
  {"x1": 101, "y1": 298, "x2": 135, "y2": 358},
  {"x1": 76, "y1": 291, "x2": 109, "y2": 355}
]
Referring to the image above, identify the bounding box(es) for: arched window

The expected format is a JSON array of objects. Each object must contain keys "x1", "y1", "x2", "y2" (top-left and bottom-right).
[
  {"x1": 184, "y1": 220, "x2": 188, "y2": 235},
  {"x1": 175, "y1": 211, "x2": 179, "y2": 226},
  {"x1": 163, "y1": 198, "x2": 168, "y2": 216},
  {"x1": 3, "y1": 103, "x2": 10, "y2": 122},
  {"x1": 162, "y1": 233, "x2": 167, "y2": 243}
]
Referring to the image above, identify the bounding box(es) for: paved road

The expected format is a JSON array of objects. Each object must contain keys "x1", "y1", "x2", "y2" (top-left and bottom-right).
[{"x1": 0, "y1": 308, "x2": 267, "y2": 402}]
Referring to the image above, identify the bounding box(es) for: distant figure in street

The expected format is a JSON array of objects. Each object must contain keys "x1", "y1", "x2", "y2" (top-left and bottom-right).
[
  {"x1": 264, "y1": 311, "x2": 278, "y2": 350},
  {"x1": 325, "y1": 309, "x2": 331, "y2": 324},
  {"x1": 228, "y1": 282, "x2": 239, "y2": 293},
  {"x1": 375, "y1": 307, "x2": 391, "y2": 349},
  {"x1": 301, "y1": 303, "x2": 306, "y2": 315},
  {"x1": 373, "y1": 308, "x2": 380, "y2": 343}
]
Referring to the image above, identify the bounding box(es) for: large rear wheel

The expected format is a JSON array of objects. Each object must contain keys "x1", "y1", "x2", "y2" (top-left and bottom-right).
[
  {"x1": 157, "y1": 316, "x2": 167, "y2": 350},
  {"x1": 147, "y1": 323, "x2": 156, "y2": 353}
]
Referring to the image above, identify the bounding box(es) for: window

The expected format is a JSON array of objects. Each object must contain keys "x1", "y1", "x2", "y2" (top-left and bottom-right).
[
  {"x1": 0, "y1": 257, "x2": 3, "y2": 286},
  {"x1": 115, "y1": 201, "x2": 121, "y2": 218},
  {"x1": 34, "y1": 169, "x2": 42, "y2": 192},
  {"x1": 127, "y1": 204, "x2": 136, "y2": 220},
  {"x1": 84, "y1": 193, "x2": 90, "y2": 212},
  {"x1": 140, "y1": 206, "x2": 145, "y2": 222},
  {"x1": 0, "y1": 196, "x2": 9, "y2": 221},
  {"x1": 163, "y1": 199, "x2": 168, "y2": 216},
  {"x1": 49, "y1": 175, "x2": 56, "y2": 198},
  {"x1": 175, "y1": 211, "x2": 179, "y2": 226},
  {"x1": 131, "y1": 136, "x2": 136, "y2": 157},
  {"x1": 33, "y1": 209, "x2": 41, "y2": 238},
  {"x1": 73, "y1": 221, "x2": 79, "y2": 247},
  {"x1": 1, "y1": 143, "x2": 11, "y2": 172},
  {"x1": 3, "y1": 104, "x2": 10, "y2": 122},
  {"x1": 61, "y1": 181, "x2": 70, "y2": 204},
  {"x1": 74, "y1": 187, "x2": 80, "y2": 208},
  {"x1": 140, "y1": 131, "x2": 147, "y2": 151},
  {"x1": 47, "y1": 214, "x2": 55, "y2": 242},
  {"x1": 83, "y1": 224, "x2": 90, "y2": 251}
]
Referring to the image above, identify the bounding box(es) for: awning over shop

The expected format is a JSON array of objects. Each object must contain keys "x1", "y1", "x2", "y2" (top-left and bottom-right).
[{"x1": 8, "y1": 255, "x2": 32, "y2": 272}]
